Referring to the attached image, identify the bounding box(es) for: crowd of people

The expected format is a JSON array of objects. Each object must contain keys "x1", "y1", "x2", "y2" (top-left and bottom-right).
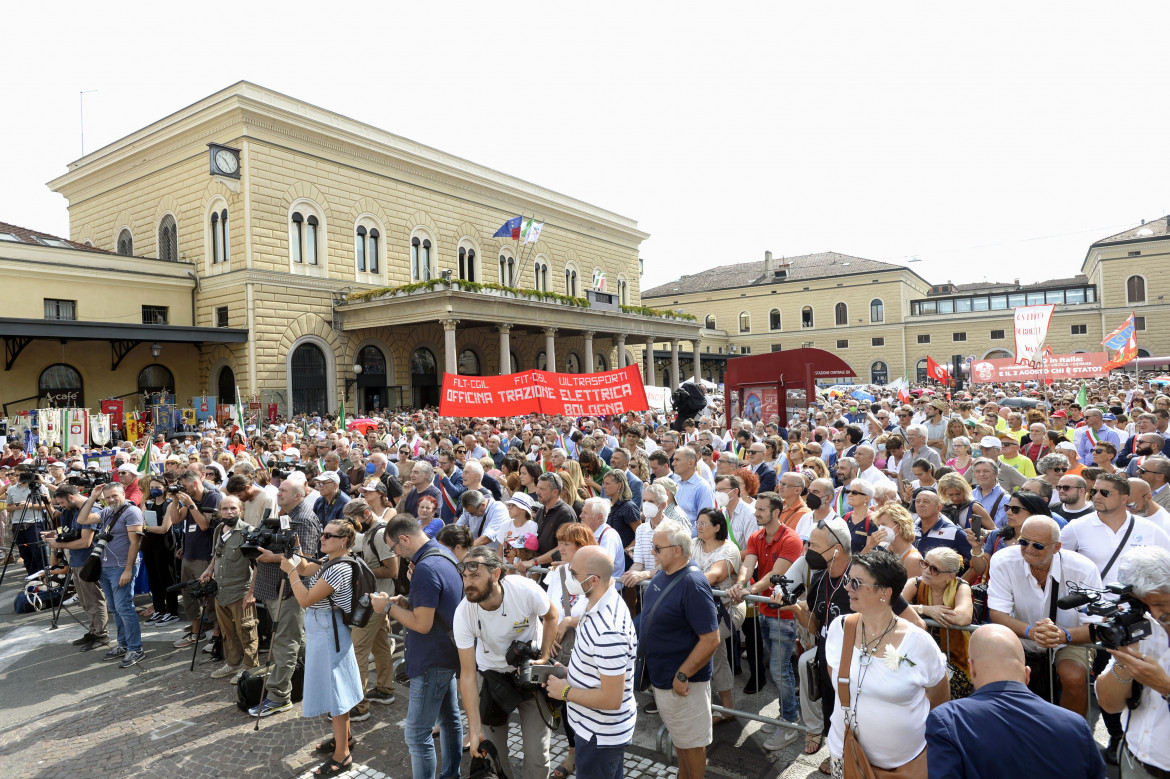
[{"x1": 2, "y1": 371, "x2": 1170, "y2": 778}]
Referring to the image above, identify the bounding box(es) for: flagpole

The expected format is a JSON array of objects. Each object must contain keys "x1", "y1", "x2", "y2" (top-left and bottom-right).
[{"x1": 515, "y1": 214, "x2": 538, "y2": 282}]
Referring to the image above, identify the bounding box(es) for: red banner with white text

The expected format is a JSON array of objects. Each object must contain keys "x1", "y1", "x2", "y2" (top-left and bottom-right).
[
  {"x1": 970, "y1": 352, "x2": 1111, "y2": 383},
  {"x1": 440, "y1": 365, "x2": 649, "y2": 417}
]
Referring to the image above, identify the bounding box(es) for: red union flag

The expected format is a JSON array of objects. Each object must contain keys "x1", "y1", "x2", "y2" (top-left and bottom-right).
[
  {"x1": 440, "y1": 365, "x2": 650, "y2": 417},
  {"x1": 1014, "y1": 304, "x2": 1055, "y2": 366},
  {"x1": 926, "y1": 356, "x2": 951, "y2": 384}
]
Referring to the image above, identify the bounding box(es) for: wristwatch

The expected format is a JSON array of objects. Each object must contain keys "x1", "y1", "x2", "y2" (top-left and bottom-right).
[{"x1": 675, "y1": 671, "x2": 688, "y2": 684}]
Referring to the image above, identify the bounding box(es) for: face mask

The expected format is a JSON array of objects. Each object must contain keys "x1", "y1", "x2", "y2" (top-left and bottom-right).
[
  {"x1": 365, "y1": 462, "x2": 377, "y2": 474},
  {"x1": 221, "y1": 514, "x2": 239, "y2": 527},
  {"x1": 713, "y1": 491, "x2": 730, "y2": 510},
  {"x1": 877, "y1": 443, "x2": 886, "y2": 452},
  {"x1": 641, "y1": 502, "x2": 660, "y2": 519},
  {"x1": 149, "y1": 488, "x2": 163, "y2": 498},
  {"x1": 805, "y1": 548, "x2": 831, "y2": 571},
  {"x1": 814, "y1": 433, "x2": 824, "y2": 443},
  {"x1": 564, "y1": 573, "x2": 594, "y2": 598},
  {"x1": 805, "y1": 492, "x2": 822, "y2": 511},
  {"x1": 879, "y1": 526, "x2": 897, "y2": 546}
]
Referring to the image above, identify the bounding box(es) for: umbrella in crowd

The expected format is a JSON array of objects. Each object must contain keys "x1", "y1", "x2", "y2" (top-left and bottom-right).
[
  {"x1": 1150, "y1": 376, "x2": 1170, "y2": 386},
  {"x1": 346, "y1": 418, "x2": 379, "y2": 434}
]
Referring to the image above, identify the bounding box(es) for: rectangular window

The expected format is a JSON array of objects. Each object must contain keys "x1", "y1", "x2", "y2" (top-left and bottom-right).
[
  {"x1": 771, "y1": 344, "x2": 783, "y2": 352},
  {"x1": 216, "y1": 306, "x2": 229, "y2": 328},
  {"x1": 1135, "y1": 316, "x2": 1146, "y2": 331},
  {"x1": 743, "y1": 346, "x2": 751, "y2": 354},
  {"x1": 872, "y1": 337, "x2": 885, "y2": 347},
  {"x1": 1027, "y1": 292, "x2": 1044, "y2": 305},
  {"x1": 1045, "y1": 290, "x2": 1065, "y2": 305},
  {"x1": 919, "y1": 301, "x2": 937, "y2": 315},
  {"x1": 972, "y1": 297, "x2": 990, "y2": 312},
  {"x1": 1008, "y1": 293, "x2": 1026, "y2": 307},
  {"x1": 990, "y1": 329, "x2": 1005, "y2": 340},
  {"x1": 1128, "y1": 250, "x2": 1141, "y2": 257},
  {"x1": 1071, "y1": 324, "x2": 1087, "y2": 335},
  {"x1": 142, "y1": 305, "x2": 168, "y2": 325},
  {"x1": 44, "y1": 299, "x2": 76, "y2": 320},
  {"x1": 955, "y1": 298, "x2": 972, "y2": 313},
  {"x1": 837, "y1": 339, "x2": 849, "y2": 349},
  {"x1": 953, "y1": 332, "x2": 967, "y2": 342},
  {"x1": 1066, "y1": 288, "x2": 1085, "y2": 305},
  {"x1": 989, "y1": 295, "x2": 1008, "y2": 310},
  {"x1": 917, "y1": 334, "x2": 930, "y2": 344},
  {"x1": 939, "y1": 300, "x2": 955, "y2": 314}
]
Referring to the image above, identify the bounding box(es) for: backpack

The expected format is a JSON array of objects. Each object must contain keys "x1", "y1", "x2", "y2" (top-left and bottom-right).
[
  {"x1": 358, "y1": 520, "x2": 388, "y2": 569},
  {"x1": 319, "y1": 555, "x2": 378, "y2": 629},
  {"x1": 235, "y1": 660, "x2": 305, "y2": 711}
]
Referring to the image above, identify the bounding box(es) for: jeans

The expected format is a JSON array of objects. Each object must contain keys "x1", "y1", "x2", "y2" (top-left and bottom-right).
[
  {"x1": 99, "y1": 557, "x2": 142, "y2": 652},
  {"x1": 405, "y1": 667, "x2": 462, "y2": 779},
  {"x1": 576, "y1": 732, "x2": 626, "y2": 779},
  {"x1": 760, "y1": 615, "x2": 799, "y2": 722}
]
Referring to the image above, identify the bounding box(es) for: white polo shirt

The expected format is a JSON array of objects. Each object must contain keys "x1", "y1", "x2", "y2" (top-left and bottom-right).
[
  {"x1": 1059, "y1": 513, "x2": 1170, "y2": 584},
  {"x1": 986, "y1": 546, "x2": 1102, "y2": 654}
]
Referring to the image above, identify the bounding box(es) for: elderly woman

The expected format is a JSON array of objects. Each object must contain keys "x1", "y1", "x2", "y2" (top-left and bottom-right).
[
  {"x1": 825, "y1": 549, "x2": 948, "y2": 777},
  {"x1": 943, "y1": 418, "x2": 967, "y2": 460},
  {"x1": 863, "y1": 502, "x2": 923, "y2": 574},
  {"x1": 937, "y1": 472, "x2": 992, "y2": 534},
  {"x1": 903, "y1": 547, "x2": 974, "y2": 699},
  {"x1": 415, "y1": 495, "x2": 444, "y2": 539},
  {"x1": 656, "y1": 476, "x2": 692, "y2": 531},
  {"x1": 280, "y1": 520, "x2": 364, "y2": 776},
  {"x1": 624, "y1": 482, "x2": 669, "y2": 587},
  {"x1": 945, "y1": 436, "x2": 974, "y2": 476},
  {"x1": 692, "y1": 507, "x2": 744, "y2": 725},
  {"x1": 843, "y1": 479, "x2": 878, "y2": 553}
]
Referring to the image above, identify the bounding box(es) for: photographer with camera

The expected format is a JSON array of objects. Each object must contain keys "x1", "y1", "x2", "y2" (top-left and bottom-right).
[
  {"x1": 199, "y1": 495, "x2": 258, "y2": 682},
  {"x1": 167, "y1": 470, "x2": 223, "y2": 648},
  {"x1": 5, "y1": 463, "x2": 52, "y2": 577},
  {"x1": 225, "y1": 474, "x2": 278, "y2": 530},
  {"x1": 78, "y1": 481, "x2": 147, "y2": 667},
  {"x1": 454, "y1": 546, "x2": 559, "y2": 779},
  {"x1": 140, "y1": 474, "x2": 180, "y2": 625},
  {"x1": 371, "y1": 514, "x2": 463, "y2": 779},
  {"x1": 1095, "y1": 546, "x2": 1170, "y2": 776},
  {"x1": 45, "y1": 484, "x2": 107, "y2": 649},
  {"x1": 248, "y1": 475, "x2": 322, "y2": 717}
]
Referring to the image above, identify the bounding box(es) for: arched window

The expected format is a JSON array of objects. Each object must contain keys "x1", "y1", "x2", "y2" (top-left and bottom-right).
[
  {"x1": 769, "y1": 309, "x2": 781, "y2": 330},
  {"x1": 616, "y1": 275, "x2": 629, "y2": 305},
  {"x1": 704, "y1": 315, "x2": 716, "y2": 329},
  {"x1": 566, "y1": 353, "x2": 581, "y2": 373},
  {"x1": 835, "y1": 302, "x2": 848, "y2": 326},
  {"x1": 802, "y1": 306, "x2": 814, "y2": 328},
  {"x1": 116, "y1": 229, "x2": 133, "y2": 257},
  {"x1": 595, "y1": 353, "x2": 607, "y2": 372},
  {"x1": 870, "y1": 361, "x2": 888, "y2": 385},
  {"x1": 916, "y1": 358, "x2": 929, "y2": 384},
  {"x1": 459, "y1": 247, "x2": 477, "y2": 282},
  {"x1": 411, "y1": 236, "x2": 432, "y2": 281},
  {"x1": 1127, "y1": 275, "x2": 1147, "y2": 304},
  {"x1": 564, "y1": 264, "x2": 579, "y2": 296},
  {"x1": 138, "y1": 364, "x2": 175, "y2": 398},
  {"x1": 157, "y1": 215, "x2": 177, "y2": 261},
  {"x1": 739, "y1": 311, "x2": 751, "y2": 333},
  {"x1": 353, "y1": 218, "x2": 381, "y2": 276},
  {"x1": 355, "y1": 226, "x2": 366, "y2": 272},
  {"x1": 536, "y1": 351, "x2": 547, "y2": 371},
  {"x1": 291, "y1": 212, "x2": 319, "y2": 265},
  {"x1": 498, "y1": 251, "x2": 515, "y2": 286},
  {"x1": 357, "y1": 345, "x2": 387, "y2": 377},
  {"x1": 533, "y1": 257, "x2": 549, "y2": 291},
  {"x1": 39, "y1": 363, "x2": 83, "y2": 407},
  {"x1": 290, "y1": 342, "x2": 328, "y2": 414},
  {"x1": 458, "y1": 350, "x2": 481, "y2": 376},
  {"x1": 870, "y1": 299, "x2": 884, "y2": 323},
  {"x1": 412, "y1": 348, "x2": 437, "y2": 375},
  {"x1": 216, "y1": 365, "x2": 235, "y2": 405},
  {"x1": 210, "y1": 207, "x2": 229, "y2": 264},
  {"x1": 367, "y1": 228, "x2": 379, "y2": 274}
]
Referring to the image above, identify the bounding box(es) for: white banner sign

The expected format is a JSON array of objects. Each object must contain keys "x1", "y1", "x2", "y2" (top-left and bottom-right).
[{"x1": 1013, "y1": 304, "x2": 1055, "y2": 366}]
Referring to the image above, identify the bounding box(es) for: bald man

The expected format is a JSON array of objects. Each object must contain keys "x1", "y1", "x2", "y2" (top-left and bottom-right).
[
  {"x1": 1129, "y1": 477, "x2": 1170, "y2": 530},
  {"x1": 926, "y1": 624, "x2": 1106, "y2": 778}
]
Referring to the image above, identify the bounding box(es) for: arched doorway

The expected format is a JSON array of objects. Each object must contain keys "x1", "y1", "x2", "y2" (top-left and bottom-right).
[
  {"x1": 216, "y1": 365, "x2": 236, "y2": 406},
  {"x1": 411, "y1": 348, "x2": 439, "y2": 408},
  {"x1": 566, "y1": 353, "x2": 580, "y2": 374},
  {"x1": 356, "y1": 345, "x2": 388, "y2": 413},
  {"x1": 291, "y1": 342, "x2": 328, "y2": 414},
  {"x1": 39, "y1": 363, "x2": 83, "y2": 407},
  {"x1": 458, "y1": 349, "x2": 481, "y2": 376},
  {"x1": 138, "y1": 364, "x2": 175, "y2": 408}
]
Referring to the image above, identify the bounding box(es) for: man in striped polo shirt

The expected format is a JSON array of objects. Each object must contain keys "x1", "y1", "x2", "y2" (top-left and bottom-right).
[{"x1": 545, "y1": 546, "x2": 637, "y2": 779}]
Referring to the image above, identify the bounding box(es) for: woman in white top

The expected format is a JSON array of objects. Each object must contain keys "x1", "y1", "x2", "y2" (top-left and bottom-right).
[
  {"x1": 281, "y1": 520, "x2": 364, "y2": 776},
  {"x1": 692, "y1": 507, "x2": 745, "y2": 725},
  {"x1": 824, "y1": 548, "x2": 948, "y2": 777}
]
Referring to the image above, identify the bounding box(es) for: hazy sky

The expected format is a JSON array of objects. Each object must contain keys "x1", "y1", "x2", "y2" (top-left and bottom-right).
[{"x1": 3, "y1": 2, "x2": 1168, "y2": 292}]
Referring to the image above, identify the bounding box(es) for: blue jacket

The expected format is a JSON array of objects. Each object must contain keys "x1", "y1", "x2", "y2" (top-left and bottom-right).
[
  {"x1": 433, "y1": 468, "x2": 465, "y2": 523},
  {"x1": 624, "y1": 469, "x2": 644, "y2": 506},
  {"x1": 755, "y1": 463, "x2": 777, "y2": 493},
  {"x1": 925, "y1": 681, "x2": 1105, "y2": 779}
]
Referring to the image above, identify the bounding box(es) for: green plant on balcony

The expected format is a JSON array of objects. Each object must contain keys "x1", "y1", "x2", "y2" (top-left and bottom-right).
[{"x1": 619, "y1": 304, "x2": 697, "y2": 321}]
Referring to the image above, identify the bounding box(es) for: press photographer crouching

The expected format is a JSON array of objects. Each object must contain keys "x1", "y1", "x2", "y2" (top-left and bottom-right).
[
  {"x1": 1095, "y1": 546, "x2": 1170, "y2": 777},
  {"x1": 199, "y1": 495, "x2": 258, "y2": 682},
  {"x1": 77, "y1": 481, "x2": 146, "y2": 667},
  {"x1": 167, "y1": 470, "x2": 222, "y2": 647},
  {"x1": 247, "y1": 475, "x2": 322, "y2": 717},
  {"x1": 455, "y1": 546, "x2": 559, "y2": 779},
  {"x1": 44, "y1": 484, "x2": 107, "y2": 649}
]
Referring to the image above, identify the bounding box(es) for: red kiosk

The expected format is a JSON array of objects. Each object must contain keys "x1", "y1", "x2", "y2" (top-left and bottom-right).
[{"x1": 724, "y1": 348, "x2": 857, "y2": 429}]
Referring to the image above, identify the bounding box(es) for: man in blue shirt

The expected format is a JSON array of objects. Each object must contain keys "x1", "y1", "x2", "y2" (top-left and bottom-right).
[
  {"x1": 372, "y1": 516, "x2": 463, "y2": 779},
  {"x1": 913, "y1": 489, "x2": 972, "y2": 562},
  {"x1": 670, "y1": 447, "x2": 715, "y2": 526},
  {"x1": 926, "y1": 623, "x2": 1105, "y2": 778},
  {"x1": 312, "y1": 471, "x2": 350, "y2": 524}
]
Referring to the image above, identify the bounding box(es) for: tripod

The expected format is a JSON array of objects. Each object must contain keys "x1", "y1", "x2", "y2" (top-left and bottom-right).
[
  {"x1": 0, "y1": 479, "x2": 54, "y2": 588},
  {"x1": 190, "y1": 593, "x2": 213, "y2": 671},
  {"x1": 254, "y1": 576, "x2": 288, "y2": 731}
]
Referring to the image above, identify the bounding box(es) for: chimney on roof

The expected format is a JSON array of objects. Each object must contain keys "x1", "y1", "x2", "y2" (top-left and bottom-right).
[
  {"x1": 764, "y1": 250, "x2": 775, "y2": 273},
  {"x1": 1014, "y1": 278, "x2": 1020, "y2": 287}
]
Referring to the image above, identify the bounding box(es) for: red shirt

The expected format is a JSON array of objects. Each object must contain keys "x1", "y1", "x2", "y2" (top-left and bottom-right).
[
  {"x1": 122, "y1": 478, "x2": 143, "y2": 507},
  {"x1": 745, "y1": 523, "x2": 803, "y2": 619}
]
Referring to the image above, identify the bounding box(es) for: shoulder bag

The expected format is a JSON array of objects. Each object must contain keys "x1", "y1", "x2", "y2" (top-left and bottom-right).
[
  {"x1": 837, "y1": 614, "x2": 928, "y2": 779},
  {"x1": 632, "y1": 565, "x2": 698, "y2": 692}
]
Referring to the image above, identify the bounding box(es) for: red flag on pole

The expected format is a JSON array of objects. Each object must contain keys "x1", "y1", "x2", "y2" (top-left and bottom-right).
[{"x1": 926, "y1": 356, "x2": 950, "y2": 384}]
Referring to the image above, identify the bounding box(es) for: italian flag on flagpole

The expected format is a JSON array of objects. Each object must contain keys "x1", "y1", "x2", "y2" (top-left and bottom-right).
[
  {"x1": 1076, "y1": 382, "x2": 1088, "y2": 409},
  {"x1": 235, "y1": 386, "x2": 247, "y2": 432},
  {"x1": 137, "y1": 425, "x2": 152, "y2": 475}
]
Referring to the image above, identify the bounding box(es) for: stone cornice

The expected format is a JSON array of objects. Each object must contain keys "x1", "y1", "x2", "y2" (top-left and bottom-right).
[{"x1": 198, "y1": 268, "x2": 353, "y2": 293}]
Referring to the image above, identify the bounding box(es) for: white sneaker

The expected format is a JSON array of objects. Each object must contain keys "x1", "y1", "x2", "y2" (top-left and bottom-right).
[
  {"x1": 63, "y1": 595, "x2": 79, "y2": 607},
  {"x1": 210, "y1": 663, "x2": 239, "y2": 679},
  {"x1": 762, "y1": 724, "x2": 801, "y2": 751},
  {"x1": 202, "y1": 641, "x2": 217, "y2": 654},
  {"x1": 230, "y1": 668, "x2": 247, "y2": 685}
]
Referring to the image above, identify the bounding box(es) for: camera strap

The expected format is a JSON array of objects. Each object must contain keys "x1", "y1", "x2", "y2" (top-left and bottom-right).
[{"x1": 1100, "y1": 517, "x2": 1135, "y2": 582}]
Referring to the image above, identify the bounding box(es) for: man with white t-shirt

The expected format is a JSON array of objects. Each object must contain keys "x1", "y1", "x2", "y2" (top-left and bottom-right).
[
  {"x1": 455, "y1": 547, "x2": 558, "y2": 779},
  {"x1": 1059, "y1": 474, "x2": 1170, "y2": 584},
  {"x1": 1128, "y1": 478, "x2": 1170, "y2": 531}
]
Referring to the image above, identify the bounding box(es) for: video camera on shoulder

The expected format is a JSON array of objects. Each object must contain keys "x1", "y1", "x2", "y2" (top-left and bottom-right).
[
  {"x1": 1057, "y1": 583, "x2": 1152, "y2": 649},
  {"x1": 769, "y1": 574, "x2": 806, "y2": 606},
  {"x1": 240, "y1": 511, "x2": 297, "y2": 559}
]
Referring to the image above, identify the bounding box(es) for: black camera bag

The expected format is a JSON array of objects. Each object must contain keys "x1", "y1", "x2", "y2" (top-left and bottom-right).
[{"x1": 235, "y1": 658, "x2": 305, "y2": 711}]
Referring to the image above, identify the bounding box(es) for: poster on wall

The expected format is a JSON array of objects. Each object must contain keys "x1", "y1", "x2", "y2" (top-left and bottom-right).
[{"x1": 741, "y1": 385, "x2": 778, "y2": 424}]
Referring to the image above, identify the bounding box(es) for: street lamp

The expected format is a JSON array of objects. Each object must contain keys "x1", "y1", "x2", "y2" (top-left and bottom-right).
[
  {"x1": 150, "y1": 342, "x2": 162, "y2": 359},
  {"x1": 344, "y1": 363, "x2": 363, "y2": 400}
]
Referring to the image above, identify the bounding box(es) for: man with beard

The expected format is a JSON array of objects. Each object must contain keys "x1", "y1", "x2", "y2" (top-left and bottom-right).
[
  {"x1": 199, "y1": 495, "x2": 258, "y2": 683},
  {"x1": 1125, "y1": 433, "x2": 1167, "y2": 477},
  {"x1": 454, "y1": 547, "x2": 558, "y2": 779}
]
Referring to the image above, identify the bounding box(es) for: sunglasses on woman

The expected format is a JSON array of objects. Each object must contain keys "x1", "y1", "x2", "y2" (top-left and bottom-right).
[
  {"x1": 1005, "y1": 505, "x2": 1028, "y2": 514},
  {"x1": 848, "y1": 490, "x2": 869, "y2": 497},
  {"x1": 320, "y1": 532, "x2": 345, "y2": 540},
  {"x1": 922, "y1": 562, "x2": 952, "y2": 576}
]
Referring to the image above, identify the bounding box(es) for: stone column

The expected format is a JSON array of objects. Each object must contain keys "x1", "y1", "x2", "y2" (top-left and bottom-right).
[
  {"x1": 670, "y1": 339, "x2": 681, "y2": 390},
  {"x1": 442, "y1": 319, "x2": 459, "y2": 375},
  {"x1": 498, "y1": 324, "x2": 512, "y2": 375},
  {"x1": 583, "y1": 331, "x2": 595, "y2": 373},
  {"x1": 693, "y1": 340, "x2": 702, "y2": 384},
  {"x1": 616, "y1": 334, "x2": 626, "y2": 368},
  {"x1": 544, "y1": 328, "x2": 557, "y2": 371},
  {"x1": 646, "y1": 340, "x2": 658, "y2": 386}
]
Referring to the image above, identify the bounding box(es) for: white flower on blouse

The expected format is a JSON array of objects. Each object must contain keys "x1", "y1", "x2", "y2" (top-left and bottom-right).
[{"x1": 883, "y1": 644, "x2": 918, "y2": 671}]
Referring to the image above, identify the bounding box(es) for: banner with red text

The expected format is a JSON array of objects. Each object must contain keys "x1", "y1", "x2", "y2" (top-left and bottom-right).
[
  {"x1": 440, "y1": 365, "x2": 649, "y2": 417},
  {"x1": 1013, "y1": 304, "x2": 1055, "y2": 366},
  {"x1": 971, "y1": 352, "x2": 1111, "y2": 383}
]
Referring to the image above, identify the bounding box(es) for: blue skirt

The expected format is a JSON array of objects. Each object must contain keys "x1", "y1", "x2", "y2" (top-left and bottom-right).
[{"x1": 302, "y1": 608, "x2": 363, "y2": 718}]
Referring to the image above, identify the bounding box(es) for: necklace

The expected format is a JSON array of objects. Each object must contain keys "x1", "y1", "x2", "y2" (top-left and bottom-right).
[{"x1": 857, "y1": 614, "x2": 898, "y2": 667}]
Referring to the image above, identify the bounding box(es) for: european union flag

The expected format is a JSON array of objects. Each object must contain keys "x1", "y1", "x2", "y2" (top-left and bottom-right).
[{"x1": 493, "y1": 216, "x2": 522, "y2": 239}]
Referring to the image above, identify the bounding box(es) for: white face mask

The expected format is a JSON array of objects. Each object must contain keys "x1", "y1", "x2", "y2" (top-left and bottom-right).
[
  {"x1": 564, "y1": 572, "x2": 594, "y2": 598},
  {"x1": 641, "y1": 502, "x2": 660, "y2": 519},
  {"x1": 713, "y1": 491, "x2": 730, "y2": 510},
  {"x1": 878, "y1": 525, "x2": 897, "y2": 546}
]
